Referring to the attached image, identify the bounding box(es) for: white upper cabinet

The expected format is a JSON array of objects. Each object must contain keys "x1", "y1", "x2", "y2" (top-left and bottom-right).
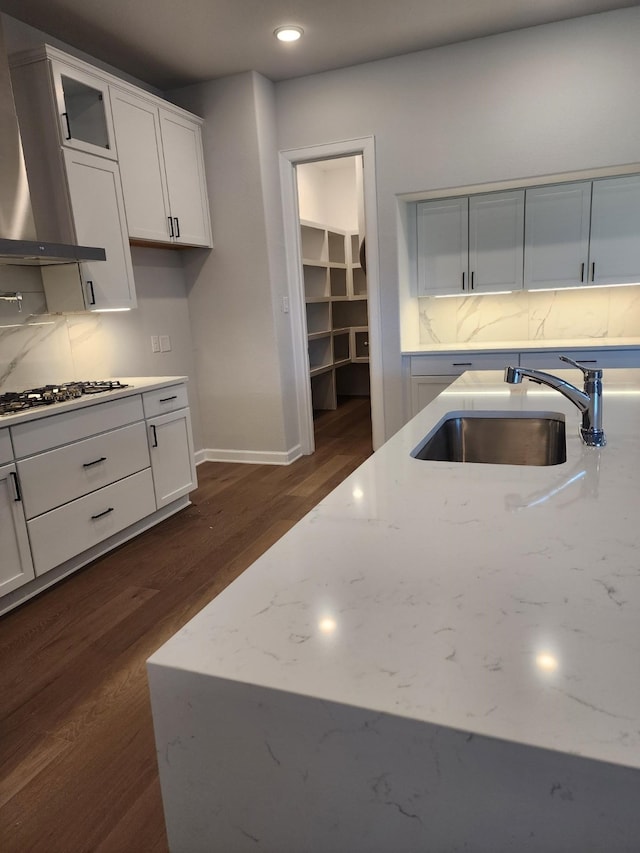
[
  {"x1": 159, "y1": 111, "x2": 212, "y2": 247},
  {"x1": 49, "y1": 58, "x2": 117, "y2": 160},
  {"x1": 524, "y1": 182, "x2": 592, "y2": 290},
  {"x1": 589, "y1": 175, "x2": 640, "y2": 285},
  {"x1": 41, "y1": 150, "x2": 136, "y2": 311},
  {"x1": 111, "y1": 88, "x2": 212, "y2": 247},
  {"x1": 469, "y1": 190, "x2": 524, "y2": 293},
  {"x1": 417, "y1": 198, "x2": 468, "y2": 296}
]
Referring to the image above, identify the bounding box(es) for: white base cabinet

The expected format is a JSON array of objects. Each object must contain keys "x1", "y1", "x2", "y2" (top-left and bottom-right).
[
  {"x1": 0, "y1": 463, "x2": 35, "y2": 597},
  {"x1": 147, "y1": 408, "x2": 197, "y2": 509},
  {"x1": 407, "y1": 347, "x2": 640, "y2": 418},
  {"x1": 0, "y1": 380, "x2": 197, "y2": 611}
]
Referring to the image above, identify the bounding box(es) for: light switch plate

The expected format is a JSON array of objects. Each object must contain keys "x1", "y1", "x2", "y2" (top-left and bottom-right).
[
  {"x1": 159, "y1": 335, "x2": 171, "y2": 352},
  {"x1": 151, "y1": 335, "x2": 160, "y2": 353}
]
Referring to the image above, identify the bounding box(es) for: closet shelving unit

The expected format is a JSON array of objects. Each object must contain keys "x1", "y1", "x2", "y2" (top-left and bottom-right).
[{"x1": 301, "y1": 220, "x2": 369, "y2": 410}]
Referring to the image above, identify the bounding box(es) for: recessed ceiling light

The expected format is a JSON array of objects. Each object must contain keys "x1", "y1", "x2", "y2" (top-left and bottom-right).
[{"x1": 274, "y1": 26, "x2": 303, "y2": 43}]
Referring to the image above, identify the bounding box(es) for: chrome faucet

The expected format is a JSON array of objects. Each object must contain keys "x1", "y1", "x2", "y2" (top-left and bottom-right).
[{"x1": 504, "y1": 355, "x2": 606, "y2": 447}]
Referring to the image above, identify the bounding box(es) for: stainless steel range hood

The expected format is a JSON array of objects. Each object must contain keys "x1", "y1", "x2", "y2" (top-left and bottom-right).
[{"x1": 0, "y1": 18, "x2": 105, "y2": 266}]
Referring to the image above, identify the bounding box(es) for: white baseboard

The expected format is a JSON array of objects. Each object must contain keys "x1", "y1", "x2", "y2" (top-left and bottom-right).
[{"x1": 195, "y1": 444, "x2": 303, "y2": 466}]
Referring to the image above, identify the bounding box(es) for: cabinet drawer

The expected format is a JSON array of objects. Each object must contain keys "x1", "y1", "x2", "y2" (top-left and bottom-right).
[
  {"x1": 28, "y1": 468, "x2": 156, "y2": 577},
  {"x1": 522, "y1": 349, "x2": 640, "y2": 369},
  {"x1": 410, "y1": 352, "x2": 520, "y2": 376},
  {"x1": 11, "y1": 395, "x2": 144, "y2": 458},
  {"x1": 142, "y1": 384, "x2": 188, "y2": 418},
  {"x1": 17, "y1": 421, "x2": 150, "y2": 520},
  {"x1": 0, "y1": 429, "x2": 12, "y2": 466}
]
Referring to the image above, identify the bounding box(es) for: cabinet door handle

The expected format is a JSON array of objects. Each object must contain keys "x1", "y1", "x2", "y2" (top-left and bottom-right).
[
  {"x1": 580, "y1": 262, "x2": 585, "y2": 283},
  {"x1": 168, "y1": 217, "x2": 174, "y2": 238},
  {"x1": 150, "y1": 425, "x2": 158, "y2": 447},
  {"x1": 452, "y1": 362, "x2": 473, "y2": 367},
  {"x1": 62, "y1": 111, "x2": 72, "y2": 140},
  {"x1": 174, "y1": 217, "x2": 180, "y2": 238},
  {"x1": 91, "y1": 507, "x2": 114, "y2": 520},
  {"x1": 159, "y1": 395, "x2": 178, "y2": 403},
  {"x1": 87, "y1": 281, "x2": 96, "y2": 305},
  {"x1": 470, "y1": 271, "x2": 475, "y2": 290},
  {"x1": 10, "y1": 472, "x2": 22, "y2": 502},
  {"x1": 461, "y1": 272, "x2": 465, "y2": 291},
  {"x1": 83, "y1": 456, "x2": 107, "y2": 468},
  {"x1": 591, "y1": 261, "x2": 595, "y2": 282}
]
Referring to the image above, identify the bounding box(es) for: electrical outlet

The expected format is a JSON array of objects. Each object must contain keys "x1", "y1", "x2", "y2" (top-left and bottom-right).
[
  {"x1": 159, "y1": 335, "x2": 172, "y2": 352},
  {"x1": 282, "y1": 296, "x2": 290, "y2": 314},
  {"x1": 151, "y1": 335, "x2": 160, "y2": 353}
]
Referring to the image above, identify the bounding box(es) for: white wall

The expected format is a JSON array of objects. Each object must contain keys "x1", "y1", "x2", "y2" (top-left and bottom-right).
[
  {"x1": 275, "y1": 7, "x2": 640, "y2": 438},
  {"x1": 170, "y1": 72, "x2": 298, "y2": 460},
  {"x1": 297, "y1": 159, "x2": 359, "y2": 232}
]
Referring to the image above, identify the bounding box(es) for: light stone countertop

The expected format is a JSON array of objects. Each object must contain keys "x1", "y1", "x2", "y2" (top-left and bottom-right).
[
  {"x1": 402, "y1": 336, "x2": 640, "y2": 354},
  {"x1": 149, "y1": 368, "x2": 640, "y2": 772},
  {"x1": 0, "y1": 376, "x2": 187, "y2": 428}
]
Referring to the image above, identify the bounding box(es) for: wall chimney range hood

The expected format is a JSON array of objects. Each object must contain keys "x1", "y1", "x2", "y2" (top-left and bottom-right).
[{"x1": 0, "y1": 18, "x2": 106, "y2": 266}]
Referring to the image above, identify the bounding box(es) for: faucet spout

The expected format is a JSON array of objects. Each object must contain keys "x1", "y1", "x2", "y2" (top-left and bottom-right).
[{"x1": 504, "y1": 356, "x2": 606, "y2": 447}]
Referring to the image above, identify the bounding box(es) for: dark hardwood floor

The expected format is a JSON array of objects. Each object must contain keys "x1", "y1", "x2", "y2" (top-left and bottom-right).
[{"x1": 0, "y1": 396, "x2": 372, "y2": 853}]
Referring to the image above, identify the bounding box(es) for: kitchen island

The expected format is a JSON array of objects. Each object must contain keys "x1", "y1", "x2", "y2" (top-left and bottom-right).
[{"x1": 147, "y1": 368, "x2": 640, "y2": 852}]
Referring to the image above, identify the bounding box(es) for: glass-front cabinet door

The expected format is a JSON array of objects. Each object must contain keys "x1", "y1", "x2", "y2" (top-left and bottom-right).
[{"x1": 50, "y1": 60, "x2": 117, "y2": 160}]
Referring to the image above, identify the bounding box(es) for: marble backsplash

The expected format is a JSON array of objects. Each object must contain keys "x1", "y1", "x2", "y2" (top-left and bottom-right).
[
  {"x1": 0, "y1": 247, "x2": 202, "y2": 447},
  {"x1": 418, "y1": 285, "x2": 640, "y2": 345}
]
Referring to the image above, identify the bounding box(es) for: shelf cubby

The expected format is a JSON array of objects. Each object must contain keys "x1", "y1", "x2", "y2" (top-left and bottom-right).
[
  {"x1": 353, "y1": 328, "x2": 369, "y2": 361},
  {"x1": 303, "y1": 264, "x2": 329, "y2": 299},
  {"x1": 329, "y1": 267, "x2": 348, "y2": 298},
  {"x1": 332, "y1": 298, "x2": 368, "y2": 330},
  {"x1": 328, "y1": 230, "x2": 346, "y2": 264},
  {"x1": 301, "y1": 224, "x2": 326, "y2": 262},
  {"x1": 351, "y1": 266, "x2": 367, "y2": 297},
  {"x1": 308, "y1": 334, "x2": 333, "y2": 374},
  {"x1": 305, "y1": 301, "x2": 331, "y2": 335},
  {"x1": 333, "y1": 331, "x2": 350, "y2": 363}
]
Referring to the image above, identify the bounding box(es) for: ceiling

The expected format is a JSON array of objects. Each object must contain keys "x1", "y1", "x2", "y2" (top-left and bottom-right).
[{"x1": 0, "y1": 0, "x2": 637, "y2": 90}]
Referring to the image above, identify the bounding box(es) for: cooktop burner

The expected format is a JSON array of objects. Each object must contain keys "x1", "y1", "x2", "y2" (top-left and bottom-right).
[{"x1": 0, "y1": 381, "x2": 129, "y2": 416}]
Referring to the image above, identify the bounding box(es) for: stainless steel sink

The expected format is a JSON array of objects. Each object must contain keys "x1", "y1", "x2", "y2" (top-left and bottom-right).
[{"x1": 412, "y1": 412, "x2": 567, "y2": 466}]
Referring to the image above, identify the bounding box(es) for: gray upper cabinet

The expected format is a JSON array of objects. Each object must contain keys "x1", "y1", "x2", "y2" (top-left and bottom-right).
[
  {"x1": 524, "y1": 182, "x2": 591, "y2": 290},
  {"x1": 416, "y1": 190, "x2": 524, "y2": 296},
  {"x1": 468, "y1": 190, "x2": 524, "y2": 294},
  {"x1": 589, "y1": 175, "x2": 640, "y2": 286},
  {"x1": 416, "y1": 174, "x2": 640, "y2": 297},
  {"x1": 416, "y1": 197, "x2": 468, "y2": 296}
]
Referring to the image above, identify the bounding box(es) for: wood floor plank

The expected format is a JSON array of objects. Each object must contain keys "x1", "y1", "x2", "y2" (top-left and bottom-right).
[{"x1": 0, "y1": 396, "x2": 372, "y2": 852}]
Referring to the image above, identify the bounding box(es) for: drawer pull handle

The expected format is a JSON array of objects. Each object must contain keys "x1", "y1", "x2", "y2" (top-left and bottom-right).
[
  {"x1": 577, "y1": 360, "x2": 597, "y2": 364},
  {"x1": 91, "y1": 507, "x2": 114, "y2": 521},
  {"x1": 159, "y1": 395, "x2": 178, "y2": 403},
  {"x1": 83, "y1": 456, "x2": 107, "y2": 469},
  {"x1": 10, "y1": 472, "x2": 22, "y2": 502},
  {"x1": 452, "y1": 362, "x2": 473, "y2": 366},
  {"x1": 151, "y1": 425, "x2": 158, "y2": 448}
]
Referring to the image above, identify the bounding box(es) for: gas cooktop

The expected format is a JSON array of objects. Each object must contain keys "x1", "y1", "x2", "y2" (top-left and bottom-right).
[{"x1": 0, "y1": 380, "x2": 129, "y2": 416}]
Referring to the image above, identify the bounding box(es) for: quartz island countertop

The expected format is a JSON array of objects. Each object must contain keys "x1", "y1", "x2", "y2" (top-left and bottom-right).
[{"x1": 148, "y1": 368, "x2": 640, "y2": 852}]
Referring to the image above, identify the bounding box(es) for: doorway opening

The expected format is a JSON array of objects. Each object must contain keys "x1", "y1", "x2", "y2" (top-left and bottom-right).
[{"x1": 296, "y1": 155, "x2": 372, "y2": 449}]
